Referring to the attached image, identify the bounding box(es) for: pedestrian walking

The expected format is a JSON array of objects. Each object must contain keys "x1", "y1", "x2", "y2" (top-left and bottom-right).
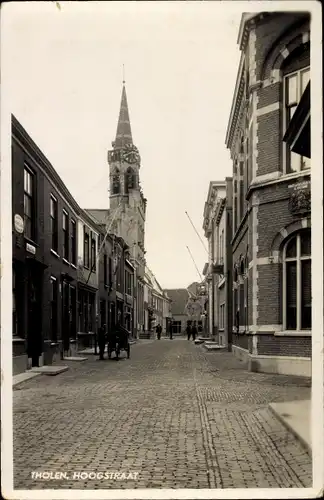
[
  {"x1": 156, "y1": 323, "x2": 162, "y2": 340},
  {"x1": 191, "y1": 321, "x2": 198, "y2": 341},
  {"x1": 169, "y1": 323, "x2": 173, "y2": 340},
  {"x1": 98, "y1": 323, "x2": 107, "y2": 360},
  {"x1": 186, "y1": 322, "x2": 192, "y2": 341}
]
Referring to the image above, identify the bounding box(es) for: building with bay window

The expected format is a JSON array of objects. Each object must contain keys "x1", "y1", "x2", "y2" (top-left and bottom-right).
[{"x1": 225, "y1": 12, "x2": 311, "y2": 376}]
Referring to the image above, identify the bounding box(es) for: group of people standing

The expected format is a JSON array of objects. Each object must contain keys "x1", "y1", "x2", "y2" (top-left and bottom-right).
[{"x1": 155, "y1": 321, "x2": 199, "y2": 341}]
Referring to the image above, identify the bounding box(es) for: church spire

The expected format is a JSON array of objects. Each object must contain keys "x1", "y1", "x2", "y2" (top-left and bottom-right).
[{"x1": 114, "y1": 79, "x2": 133, "y2": 149}]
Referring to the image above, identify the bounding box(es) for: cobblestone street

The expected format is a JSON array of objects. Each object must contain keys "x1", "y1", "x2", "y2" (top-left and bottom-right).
[{"x1": 13, "y1": 339, "x2": 312, "y2": 489}]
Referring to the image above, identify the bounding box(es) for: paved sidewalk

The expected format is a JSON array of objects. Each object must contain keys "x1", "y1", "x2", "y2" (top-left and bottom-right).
[
  {"x1": 269, "y1": 400, "x2": 311, "y2": 452},
  {"x1": 13, "y1": 339, "x2": 311, "y2": 489}
]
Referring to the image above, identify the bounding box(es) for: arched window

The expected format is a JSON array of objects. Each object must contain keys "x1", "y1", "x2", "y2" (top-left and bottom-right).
[
  {"x1": 125, "y1": 167, "x2": 135, "y2": 194},
  {"x1": 283, "y1": 229, "x2": 311, "y2": 330},
  {"x1": 112, "y1": 169, "x2": 120, "y2": 195},
  {"x1": 240, "y1": 135, "x2": 244, "y2": 154}
]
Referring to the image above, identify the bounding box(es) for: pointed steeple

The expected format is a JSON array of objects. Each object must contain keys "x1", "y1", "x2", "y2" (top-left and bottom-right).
[{"x1": 114, "y1": 83, "x2": 133, "y2": 149}]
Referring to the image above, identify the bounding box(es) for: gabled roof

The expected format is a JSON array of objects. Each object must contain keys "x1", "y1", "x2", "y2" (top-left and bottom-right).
[{"x1": 164, "y1": 289, "x2": 190, "y2": 316}]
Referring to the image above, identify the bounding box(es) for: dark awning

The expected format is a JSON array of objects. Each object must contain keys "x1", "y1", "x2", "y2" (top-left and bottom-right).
[{"x1": 283, "y1": 81, "x2": 310, "y2": 159}]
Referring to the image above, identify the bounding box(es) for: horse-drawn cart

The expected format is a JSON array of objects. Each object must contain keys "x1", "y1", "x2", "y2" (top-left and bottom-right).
[{"x1": 107, "y1": 325, "x2": 130, "y2": 360}]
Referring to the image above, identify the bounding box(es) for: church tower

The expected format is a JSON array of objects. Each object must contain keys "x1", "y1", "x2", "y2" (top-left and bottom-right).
[{"x1": 107, "y1": 81, "x2": 147, "y2": 334}]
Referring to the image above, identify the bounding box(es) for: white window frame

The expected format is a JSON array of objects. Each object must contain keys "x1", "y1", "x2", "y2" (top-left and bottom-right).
[
  {"x1": 282, "y1": 66, "x2": 310, "y2": 174},
  {"x1": 282, "y1": 231, "x2": 311, "y2": 332}
]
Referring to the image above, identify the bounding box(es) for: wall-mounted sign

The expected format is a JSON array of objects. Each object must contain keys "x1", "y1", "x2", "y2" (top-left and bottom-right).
[
  {"x1": 26, "y1": 243, "x2": 36, "y2": 255},
  {"x1": 288, "y1": 179, "x2": 311, "y2": 215},
  {"x1": 14, "y1": 214, "x2": 24, "y2": 234},
  {"x1": 288, "y1": 180, "x2": 311, "y2": 191}
]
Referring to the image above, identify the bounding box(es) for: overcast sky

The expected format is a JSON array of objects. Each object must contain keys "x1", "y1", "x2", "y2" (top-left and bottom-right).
[{"x1": 3, "y1": 1, "x2": 247, "y2": 288}]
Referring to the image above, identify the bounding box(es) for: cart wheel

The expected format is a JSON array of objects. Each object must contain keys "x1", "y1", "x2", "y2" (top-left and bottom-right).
[
  {"x1": 115, "y1": 347, "x2": 120, "y2": 360},
  {"x1": 108, "y1": 348, "x2": 111, "y2": 359},
  {"x1": 127, "y1": 345, "x2": 130, "y2": 359}
]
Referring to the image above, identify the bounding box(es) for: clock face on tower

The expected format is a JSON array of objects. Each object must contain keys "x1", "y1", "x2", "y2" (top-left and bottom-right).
[{"x1": 121, "y1": 143, "x2": 140, "y2": 164}]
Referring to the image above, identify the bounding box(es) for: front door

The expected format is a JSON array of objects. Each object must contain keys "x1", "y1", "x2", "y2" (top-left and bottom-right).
[
  {"x1": 26, "y1": 263, "x2": 43, "y2": 367},
  {"x1": 62, "y1": 281, "x2": 70, "y2": 352}
]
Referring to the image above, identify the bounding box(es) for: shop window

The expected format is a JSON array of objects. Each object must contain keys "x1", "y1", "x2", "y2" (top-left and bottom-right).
[
  {"x1": 283, "y1": 67, "x2": 310, "y2": 173},
  {"x1": 283, "y1": 229, "x2": 311, "y2": 330}
]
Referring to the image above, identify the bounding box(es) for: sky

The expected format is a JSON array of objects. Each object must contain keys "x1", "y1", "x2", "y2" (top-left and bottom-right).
[{"x1": 2, "y1": 0, "x2": 244, "y2": 288}]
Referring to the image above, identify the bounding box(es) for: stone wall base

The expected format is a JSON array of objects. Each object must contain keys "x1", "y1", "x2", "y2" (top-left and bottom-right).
[
  {"x1": 232, "y1": 345, "x2": 311, "y2": 377},
  {"x1": 13, "y1": 355, "x2": 28, "y2": 375}
]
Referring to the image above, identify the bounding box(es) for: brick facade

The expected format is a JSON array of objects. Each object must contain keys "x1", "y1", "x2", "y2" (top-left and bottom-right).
[
  {"x1": 12, "y1": 116, "x2": 133, "y2": 374},
  {"x1": 225, "y1": 13, "x2": 311, "y2": 374}
]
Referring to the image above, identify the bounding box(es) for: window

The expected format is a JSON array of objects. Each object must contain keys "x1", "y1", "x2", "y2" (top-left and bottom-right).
[
  {"x1": 50, "y1": 276, "x2": 58, "y2": 341},
  {"x1": 283, "y1": 229, "x2": 311, "y2": 330},
  {"x1": 240, "y1": 136, "x2": 244, "y2": 154},
  {"x1": 219, "y1": 304, "x2": 225, "y2": 330},
  {"x1": 62, "y1": 211, "x2": 69, "y2": 260},
  {"x1": 284, "y1": 67, "x2": 311, "y2": 173},
  {"x1": 104, "y1": 254, "x2": 108, "y2": 285},
  {"x1": 172, "y1": 321, "x2": 181, "y2": 333},
  {"x1": 108, "y1": 257, "x2": 113, "y2": 286},
  {"x1": 91, "y1": 237, "x2": 96, "y2": 272},
  {"x1": 84, "y1": 230, "x2": 90, "y2": 268},
  {"x1": 71, "y1": 219, "x2": 76, "y2": 265},
  {"x1": 233, "y1": 180, "x2": 237, "y2": 234},
  {"x1": 24, "y1": 166, "x2": 35, "y2": 240},
  {"x1": 70, "y1": 285, "x2": 77, "y2": 339},
  {"x1": 13, "y1": 269, "x2": 18, "y2": 336},
  {"x1": 50, "y1": 196, "x2": 58, "y2": 252},
  {"x1": 126, "y1": 271, "x2": 132, "y2": 296}
]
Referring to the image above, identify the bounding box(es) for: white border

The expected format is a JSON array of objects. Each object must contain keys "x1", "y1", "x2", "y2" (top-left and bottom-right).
[{"x1": 1, "y1": 1, "x2": 323, "y2": 499}]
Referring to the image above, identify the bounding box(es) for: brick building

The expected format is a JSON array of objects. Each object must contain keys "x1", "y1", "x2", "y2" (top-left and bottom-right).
[
  {"x1": 85, "y1": 211, "x2": 135, "y2": 339},
  {"x1": 12, "y1": 115, "x2": 135, "y2": 374},
  {"x1": 225, "y1": 12, "x2": 311, "y2": 376},
  {"x1": 203, "y1": 179, "x2": 233, "y2": 348},
  {"x1": 12, "y1": 115, "x2": 80, "y2": 373}
]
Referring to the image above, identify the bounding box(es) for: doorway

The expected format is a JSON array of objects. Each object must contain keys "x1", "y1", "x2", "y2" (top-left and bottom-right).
[{"x1": 26, "y1": 263, "x2": 43, "y2": 367}]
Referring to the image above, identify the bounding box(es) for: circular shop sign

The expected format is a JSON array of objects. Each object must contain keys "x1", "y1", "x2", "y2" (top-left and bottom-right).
[{"x1": 14, "y1": 214, "x2": 24, "y2": 234}]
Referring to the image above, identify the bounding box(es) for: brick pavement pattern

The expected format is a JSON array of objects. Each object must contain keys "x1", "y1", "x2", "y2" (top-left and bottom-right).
[{"x1": 13, "y1": 338, "x2": 312, "y2": 489}]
